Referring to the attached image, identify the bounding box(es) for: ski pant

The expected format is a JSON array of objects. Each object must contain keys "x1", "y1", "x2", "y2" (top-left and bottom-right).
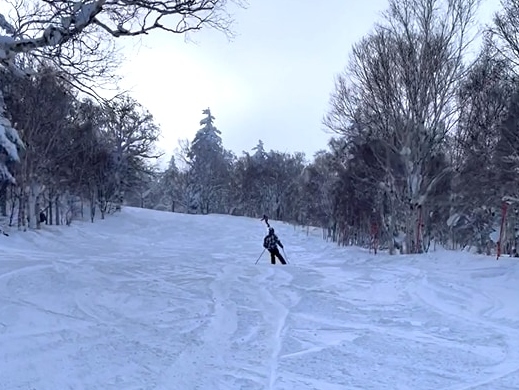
[{"x1": 268, "y1": 248, "x2": 286, "y2": 265}]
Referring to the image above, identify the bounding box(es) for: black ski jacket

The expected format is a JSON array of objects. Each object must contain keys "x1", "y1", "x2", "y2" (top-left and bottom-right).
[{"x1": 263, "y1": 233, "x2": 283, "y2": 250}]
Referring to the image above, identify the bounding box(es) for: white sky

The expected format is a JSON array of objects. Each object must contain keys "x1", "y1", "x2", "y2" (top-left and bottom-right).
[
  {"x1": 1, "y1": 0, "x2": 502, "y2": 164},
  {"x1": 115, "y1": 0, "x2": 393, "y2": 162},
  {"x1": 114, "y1": 0, "x2": 500, "y2": 164}
]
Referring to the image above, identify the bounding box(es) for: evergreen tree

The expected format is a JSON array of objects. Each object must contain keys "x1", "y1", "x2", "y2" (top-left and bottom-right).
[{"x1": 187, "y1": 108, "x2": 232, "y2": 214}]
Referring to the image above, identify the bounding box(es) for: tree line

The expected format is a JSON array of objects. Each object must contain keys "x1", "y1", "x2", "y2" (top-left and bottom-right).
[
  {"x1": 0, "y1": 0, "x2": 236, "y2": 230},
  {"x1": 3, "y1": 0, "x2": 519, "y2": 257},
  {"x1": 149, "y1": 0, "x2": 519, "y2": 256}
]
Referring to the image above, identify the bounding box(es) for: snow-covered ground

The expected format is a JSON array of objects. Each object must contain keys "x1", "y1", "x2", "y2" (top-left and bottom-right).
[{"x1": 1, "y1": 207, "x2": 519, "y2": 390}]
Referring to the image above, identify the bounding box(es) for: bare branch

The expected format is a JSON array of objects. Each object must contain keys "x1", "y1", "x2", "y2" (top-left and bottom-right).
[{"x1": 489, "y1": 0, "x2": 519, "y2": 71}]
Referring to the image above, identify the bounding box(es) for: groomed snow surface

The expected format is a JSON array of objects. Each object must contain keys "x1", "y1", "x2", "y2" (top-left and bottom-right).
[{"x1": 2, "y1": 207, "x2": 519, "y2": 390}]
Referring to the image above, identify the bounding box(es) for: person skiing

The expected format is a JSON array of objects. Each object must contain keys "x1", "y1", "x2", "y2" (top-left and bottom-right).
[{"x1": 263, "y1": 227, "x2": 287, "y2": 265}]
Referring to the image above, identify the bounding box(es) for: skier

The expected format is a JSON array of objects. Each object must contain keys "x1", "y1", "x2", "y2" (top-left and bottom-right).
[{"x1": 263, "y1": 227, "x2": 287, "y2": 265}]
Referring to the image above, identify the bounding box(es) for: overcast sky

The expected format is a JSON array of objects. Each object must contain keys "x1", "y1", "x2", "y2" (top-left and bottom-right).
[{"x1": 115, "y1": 0, "x2": 500, "y2": 164}]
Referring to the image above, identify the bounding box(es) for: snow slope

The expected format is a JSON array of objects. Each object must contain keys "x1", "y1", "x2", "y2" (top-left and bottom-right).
[{"x1": 1, "y1": 207, "x2": 519, "y2": 390}]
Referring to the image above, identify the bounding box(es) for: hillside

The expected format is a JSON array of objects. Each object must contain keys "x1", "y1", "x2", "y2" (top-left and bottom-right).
[{"x1": 1, "y1": 207, "x2": 519, "y2": 390}]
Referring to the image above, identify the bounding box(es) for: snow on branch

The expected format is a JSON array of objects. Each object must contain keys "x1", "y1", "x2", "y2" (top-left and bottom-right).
[
  {"x1": 502, "y1": 196, "x2": 519, "y2": 204},
  {"x1": 0, "y1": 90, "x2": 23, "y2": 183},
  {"x1": 0, "y1": 89, "x2": 23, "y2": 149},
  {"x1": 0, "y1": 0, "x2": 105, "y2": 61},
  {"x1": 0, "y1": 13, "x2": 16, "y2": 35},
  {"x1": 0, "y1": 0, "x2": 236, "y2": 183},
  {"x1": 0, "y1": 0, "x2": 235, "y2": 65},
  {"x1": 92, "y1": 0, "x2": 233, "y2": 37}
]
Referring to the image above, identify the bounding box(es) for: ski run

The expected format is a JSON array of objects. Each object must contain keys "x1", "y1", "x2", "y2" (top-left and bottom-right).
[{"x1": 1, "y1": 207, "x2": 519, "y2": 389}]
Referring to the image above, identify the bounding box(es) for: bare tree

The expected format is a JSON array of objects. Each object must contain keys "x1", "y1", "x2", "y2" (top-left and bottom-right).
[
  {"x1": 300, "y1": 150, "x2": 337, "y2": 235},
  {"x1": 1, "y1": 0, "x2": 238, "y2": 59},
  {"x1": 3, "y1": 67, "x2": 74, "y2": 229},
  {"x1": 0, "y1": 0, "x2": 241, "y2": 193},
  {"x1": 491, "y1": 0, "x2": 519, "y2": 69},
  {"x1": 325, "y1": 0, "x2": 480, "y2": 253},
  {"x1": 100, "y1": 95, "x2": 161, "y2": 211}
]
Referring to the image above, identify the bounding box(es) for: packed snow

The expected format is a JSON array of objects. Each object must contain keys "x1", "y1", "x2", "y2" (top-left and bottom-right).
[{"x1": 1, "y1": 207, "x2": 519, "y2": 389}]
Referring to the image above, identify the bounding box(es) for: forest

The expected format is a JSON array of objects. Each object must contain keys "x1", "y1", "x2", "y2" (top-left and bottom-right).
[{"x1": 2, "y1": 0, "x2": 519, "y2": 256}]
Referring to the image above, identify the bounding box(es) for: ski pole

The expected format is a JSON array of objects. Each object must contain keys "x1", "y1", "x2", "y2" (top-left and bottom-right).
[
  {"x1": 282, "y1": 248, "x2": 290, "y2": 264},
  {"x1": 255, "y1": 249, "x2": 266, "y2": 264}
]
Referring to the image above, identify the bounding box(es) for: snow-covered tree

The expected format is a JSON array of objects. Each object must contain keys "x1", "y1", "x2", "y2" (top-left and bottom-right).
[
  {"x1": 231, "y1": 140, "x2": 269, "y2": 215},
  {"x1": 251, "y1": 139, "x2": 267, "y2": 160},
  {"x1": 0, "y1": 0, "x2": 237, "y2": 220},
  {"x1": 158, "y1": 156, "x2": 180, "y2": 212},
  {"x1": 300, "y1": 150, "x2": 337, "y2": 233},
  {"x1": 450, "y1": 45, "x2": 514, "y2": 252},
  {"x1": 0, "y1": 72, "x2": 24, "y2": 184},
  {"x1": 491, "y1": 0, "x2": 519, "y2": 68},
  {"x1": 187, "y1": 108, "x2": 232, "y2": 213},
  {"x1": 1, "y1": 67, "x2": 75, "y2": 228},
  {"x1": 325, "y1": 0, "x2": 480, "y2": 253},
  {"x1": 231, "y1": 143, "x2": 306, "y2": 221},
  {"x1": 101, "y1": 95, "x2": 161, "y2": 212}
]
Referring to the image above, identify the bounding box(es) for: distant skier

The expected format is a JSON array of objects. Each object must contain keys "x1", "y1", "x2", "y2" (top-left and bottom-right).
[{"x1": 263, "y1": 227, "x2": 287, "y2": 265}]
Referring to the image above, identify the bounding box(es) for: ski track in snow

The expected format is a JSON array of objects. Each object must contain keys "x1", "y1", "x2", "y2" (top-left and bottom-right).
[{"x1": 1, "y1": 207, "x2": 519, "y2": 389}]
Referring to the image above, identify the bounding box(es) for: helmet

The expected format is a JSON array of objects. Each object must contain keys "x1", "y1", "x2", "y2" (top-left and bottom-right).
[{"x1": 269, "y1": 227, "x2": 274, "y2": 234}]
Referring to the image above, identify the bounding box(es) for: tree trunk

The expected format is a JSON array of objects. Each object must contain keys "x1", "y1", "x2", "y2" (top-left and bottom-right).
[
  {"x1": 35, "y1": 190, "x2": 41, "y2": 229},
  {"x1": 100, "y1": 197, "x2": 106, "y2": 219},
  {"x1": 48, "y1": 197, "x2": 53, "y2": 226},
  {"x1": 8, "y1": 187, "x2": 16, "y2": 227},
  {"x1": 0, "y1": 183, "x2": 7, "y2": 217},
  {"x1": 66, "y1": 196, "x2": 73, "y2": 225},
  {"x1": 387, "y1": 198, "x2": 397, "y2": 255},
  {"x1": 90, "y1": 188, "x2": 96, "y2": 222},
  {"x1": 28, "y1": 180, "x2": 43, "y2": 230},
  {"x1": 18, "y1": 189, "x2": 26, "y2": 231},
  {"x1": 55, "y1": 195, "x2": 60, "y2": 226}
]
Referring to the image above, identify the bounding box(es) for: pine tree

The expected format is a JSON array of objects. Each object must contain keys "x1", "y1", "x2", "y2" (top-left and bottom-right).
[{"x1": 187, "y1": 108, "x2": 231, "y2": 214}]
